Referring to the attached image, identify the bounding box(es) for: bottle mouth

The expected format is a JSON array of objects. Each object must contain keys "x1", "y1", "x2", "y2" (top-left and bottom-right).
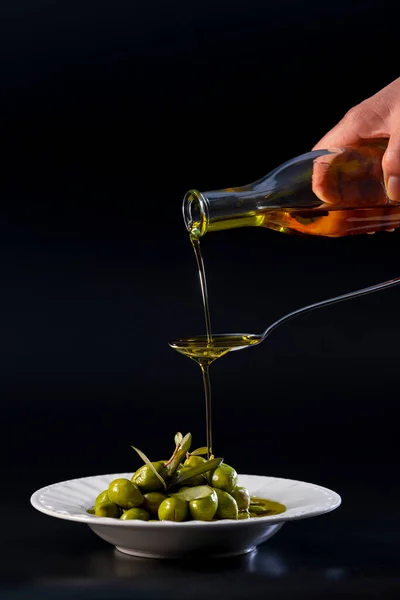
[{"x1": 182, "y1": 190, "x2": 209, "y2": 239}]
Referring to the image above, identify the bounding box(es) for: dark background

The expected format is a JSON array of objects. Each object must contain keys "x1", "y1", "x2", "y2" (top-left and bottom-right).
[{"x1": 2, "y1": 0, "x2": 400, "y2": 597}]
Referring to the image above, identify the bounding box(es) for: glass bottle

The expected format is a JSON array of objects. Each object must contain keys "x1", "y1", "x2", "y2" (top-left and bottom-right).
[{"x1": 182, "y1": 139, "x2": 400, "y2": 238}]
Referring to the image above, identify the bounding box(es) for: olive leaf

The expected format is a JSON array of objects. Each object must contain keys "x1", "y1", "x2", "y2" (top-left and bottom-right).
[
  {"x1": 189, "y1": 447, "x2": 208, "y2": 456},
  {"x1": 165, "y1": 435, "x2": 184, "y2": 468},
  {"x1": 248, "y1": 504, "x2": 274, "y2": 515},
  {"x1": 87, "y1": 507, "x2": 95, "y2": 515},
  {"x1": 131, "y1": 445, "x2": 167, "y2": 490},
  {"x1": 169, "y1": 457, "x2": 223, "y2": 487},
  {"x1": 164, "y1": 432, "x2": 192, "y2": 478},
  {"x1": 170, "y1": 485, "x2": 214, "y2": 502},
  {"x1": 174, "y1": 432, "x2": 183, "y2": 446}
]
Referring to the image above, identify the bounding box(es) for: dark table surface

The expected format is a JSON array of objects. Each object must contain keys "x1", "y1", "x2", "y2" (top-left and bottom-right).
[{"x1": 4, "y1": 471, "x2": 400, "y2": 600}]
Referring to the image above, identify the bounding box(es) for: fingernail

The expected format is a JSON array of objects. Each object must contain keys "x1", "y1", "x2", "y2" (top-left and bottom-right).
[{"x1": 386, "y1": 176, "x2": 400, "y2": 201}]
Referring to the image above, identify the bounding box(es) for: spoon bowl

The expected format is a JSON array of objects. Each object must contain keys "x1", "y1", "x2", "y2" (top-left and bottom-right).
[{"x1": 169, "y1": 334, "x2": 262, "y2": 361}]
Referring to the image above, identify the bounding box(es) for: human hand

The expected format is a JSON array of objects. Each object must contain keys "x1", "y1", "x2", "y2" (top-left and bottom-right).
[{"x1": 313, "y1": 78, "x2": 400, "y2": 202}]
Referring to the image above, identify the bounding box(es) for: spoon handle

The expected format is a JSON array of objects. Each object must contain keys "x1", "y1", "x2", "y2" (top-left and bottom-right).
[{"x1": 262, "y1": 275, "x2": 400, "y2": 341}]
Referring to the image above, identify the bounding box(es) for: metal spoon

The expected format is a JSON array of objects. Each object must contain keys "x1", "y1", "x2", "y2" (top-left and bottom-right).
[{"x1": 169, "y1": 275, "x2": 400, "y2": 359}]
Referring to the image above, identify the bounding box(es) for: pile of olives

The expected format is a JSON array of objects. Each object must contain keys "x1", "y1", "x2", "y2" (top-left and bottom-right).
[{"x1": 88, "y1": 432, "x2": 285, "y2": 522}]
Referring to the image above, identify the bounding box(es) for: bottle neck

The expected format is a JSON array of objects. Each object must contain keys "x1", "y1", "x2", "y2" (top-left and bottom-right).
[{"x1": 183, "y1": 189, "x2": 267, "y2": 238}]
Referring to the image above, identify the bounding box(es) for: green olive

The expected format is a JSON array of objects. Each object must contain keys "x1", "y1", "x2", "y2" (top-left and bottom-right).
[
  {"x1": 231, "y1": 486, "x2": 251, "y2": 511},
  {"x1": 214, "y1": 489, "x2": 238, "y2": 520},
  {"x1": 175, "y1": 466, "x2": 205, "y2": 487},
  {"x1": 142, "y1": 492, "x2": 167, "y2": 515},
  {"x1": 183, "y1": 455, "x2": 207, "y2": 468},
  {"x1": 87, "y1": 506, "x2": 95, "y2": 515},
  {"x1": 237, "y1": 510, "x2": 251, "y2": 520},
  {"x1": 120, "y1": 508, "x2": 150, "y2": 521},
  {"x1": 207, "y1": 464, "x2": 238, "y2": 493},
  {"x1": 189, "y1": 489, "x2": 218, "y2": 521},
  {"x1": 158, "y1": 497, "x2": 189, "y2": 522},
  {"x1": 179, "y1": 455, "x2": 207, "y2": 486},
  {"x1": 94, "y1": 501, "x2": 120, "y2": 518},
  {"x1": 95, "y1": 490, "x2": 110, "y2": 508},
  {"x1": 108, "y1": 478, "x2": 144, "y2": 509},
  {"x1": 132, "y1": 461, "x2": 166, "y2": 493}
]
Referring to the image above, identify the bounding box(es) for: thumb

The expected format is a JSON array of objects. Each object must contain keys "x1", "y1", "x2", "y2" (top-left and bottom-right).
[{"x1": 382, "y1": 128, "x2": 400, "y2": 202}]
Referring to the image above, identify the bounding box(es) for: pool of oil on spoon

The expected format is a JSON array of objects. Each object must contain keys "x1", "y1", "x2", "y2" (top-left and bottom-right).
[{"x1": 169, "y1": 334, "x2": 262, "y2": 363}]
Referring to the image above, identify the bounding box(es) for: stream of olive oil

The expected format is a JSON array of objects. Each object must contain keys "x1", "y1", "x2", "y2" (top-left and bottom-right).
[
  {"x1": 191, "y1": 236, "x2": 213, "y2": 459},
  {"x1": 169, "y1": 237, "x2": 262, "y2": 460},
  {"x1": 191, "y1": 237, "x2": 213, "y2": 344}
]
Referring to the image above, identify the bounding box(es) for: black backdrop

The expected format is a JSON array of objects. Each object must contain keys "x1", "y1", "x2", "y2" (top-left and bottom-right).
[{"x1": 1, "y1": 0, "x2": 400, "y2": 536}]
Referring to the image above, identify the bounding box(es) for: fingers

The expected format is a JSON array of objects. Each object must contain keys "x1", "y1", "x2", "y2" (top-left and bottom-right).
[
  {"x1": 383, "y1": 125, "x2": 400, "y2": 202},
  {"x1": 312, "y1": 144, "x2": 387, "y2": 206}
]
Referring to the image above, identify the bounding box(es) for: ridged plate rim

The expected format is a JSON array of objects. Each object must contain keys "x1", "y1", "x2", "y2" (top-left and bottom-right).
[{"x1": 30, "y1": 472, "x2": 341, "y2": 528}]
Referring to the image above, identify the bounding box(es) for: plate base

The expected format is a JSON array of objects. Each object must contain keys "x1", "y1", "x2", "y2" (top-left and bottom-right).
[{"x1": 115, "y1": 545, "x2": 257, "y2": 560}]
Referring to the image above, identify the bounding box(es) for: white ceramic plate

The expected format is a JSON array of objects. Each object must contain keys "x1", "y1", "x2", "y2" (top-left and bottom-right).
[{"x1": 30, "y1": 473, "x2": 341, "y2": 559}]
